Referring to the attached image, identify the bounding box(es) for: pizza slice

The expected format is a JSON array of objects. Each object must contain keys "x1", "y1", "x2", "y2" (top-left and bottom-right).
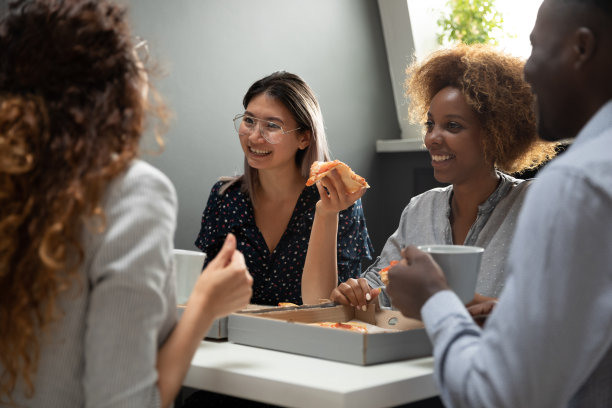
[
  {"x1": 305, "y1": 160, "x2": 370, "y2": 194},
  {"x1": 378, "y1": 260, "x2": 399, "y2": 286},
  {"x1": 313, "y1": 321, "x2": 368, "y2": 333}
]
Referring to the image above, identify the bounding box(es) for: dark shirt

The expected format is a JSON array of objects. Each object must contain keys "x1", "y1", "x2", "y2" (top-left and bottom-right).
[{"x1": 195, "y1": 180, "x2": 374, "y2": 305}]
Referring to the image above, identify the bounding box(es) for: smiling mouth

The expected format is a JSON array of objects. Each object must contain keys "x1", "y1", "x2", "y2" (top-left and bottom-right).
[
  {"x1": 249, "y1": 146, "x2": 272, "y2": 156},
  {"x1": 431, "y1": 154, "x2": 455, "y2": 162}
]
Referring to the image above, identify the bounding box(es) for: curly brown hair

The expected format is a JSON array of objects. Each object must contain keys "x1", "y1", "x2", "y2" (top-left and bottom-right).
[
  {"x1": 405, "y1": 43, "x2": 557, "y2": 173},
  {"x1": 0, "y1": 0, "x2": 167, "y2": 402}
]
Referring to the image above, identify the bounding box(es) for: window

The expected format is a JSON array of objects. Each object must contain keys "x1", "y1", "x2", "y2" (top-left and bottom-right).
[{"x1": 377, "y1": 0, "x2": 543, "y2": 149}]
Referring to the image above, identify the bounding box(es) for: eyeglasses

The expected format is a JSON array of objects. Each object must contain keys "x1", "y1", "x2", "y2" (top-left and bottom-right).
[
  {"x1": 232, "y1": 114, "x2": 301, "y2": 144},
  {"x1": 133, "y1": 36, "x2": 149, "y2": 64}
]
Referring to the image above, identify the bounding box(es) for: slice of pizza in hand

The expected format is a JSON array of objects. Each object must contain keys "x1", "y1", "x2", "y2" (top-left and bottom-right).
[
  {"x1": 379, "y1": 260, "x2": 399, "y2": 286},
  {"x1": 305, "y1": 160, "x2": 370, "y2": 194}
]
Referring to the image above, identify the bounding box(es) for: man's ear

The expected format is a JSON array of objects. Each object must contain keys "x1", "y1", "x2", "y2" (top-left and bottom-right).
[
  {"x1": 298, "y1": 130, "x2": 311, "y2": 150},
  {"x1": 573, "y1": 27, "x2": 596, "y2": 69}
]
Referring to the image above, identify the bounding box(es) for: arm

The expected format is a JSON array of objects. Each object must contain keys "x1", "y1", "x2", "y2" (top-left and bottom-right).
[
  {"x1": 156, "y1": 234, "x2": 252, "y2": 408},
  {"x1": 84, "y1": 164, "x2": 178, "y2": 407},
  {"x1": 401, "y1": 169, "x2": 612, "y2": 407},
  {"x1": 301, "y1": 169, "x2": 365, "y2": 304},
  {"x1": 85, "y1": 166, "x2": 251, "y2": 408}
]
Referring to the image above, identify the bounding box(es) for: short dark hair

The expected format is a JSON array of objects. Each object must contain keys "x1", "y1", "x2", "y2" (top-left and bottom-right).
[{"x1": 561, "y1": 0, "x2": 612, "y2": 16}]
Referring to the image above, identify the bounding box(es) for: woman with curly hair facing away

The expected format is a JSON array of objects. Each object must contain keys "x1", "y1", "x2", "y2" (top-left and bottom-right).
[
  {"x1": 330, "y1": 44, "x2": 557, "y2": 314},
  {"x1": 0, "y1": 1, "x2": 252, "y2": 407}
]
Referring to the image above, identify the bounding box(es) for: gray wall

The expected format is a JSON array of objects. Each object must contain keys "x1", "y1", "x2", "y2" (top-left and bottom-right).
[{"x1": 125, "y1": 0, "x2": 402, "y2": 252}]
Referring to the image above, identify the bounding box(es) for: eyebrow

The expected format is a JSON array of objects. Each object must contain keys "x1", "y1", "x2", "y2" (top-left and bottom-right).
[
  {"x1": 244, "y1": 111, "x2": 285, "y2": 125},
  {"x1": 427, "y1": 112, "x2": 468, "y2": 121}
]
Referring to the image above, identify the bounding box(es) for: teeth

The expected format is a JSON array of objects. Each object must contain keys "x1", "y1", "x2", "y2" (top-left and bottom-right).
[
  {"x1": 250, "y1": 147, "x2": 272, "y2": 155},
  {"x1": 431, "y1": 154, "x2": 453, "y2": 162}
]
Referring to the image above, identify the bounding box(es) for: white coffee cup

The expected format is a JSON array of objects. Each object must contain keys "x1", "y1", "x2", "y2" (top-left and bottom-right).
[
  {"x1": 173, "y1": 249, "x2": 206, "y2": 305},
  {"x1": 417, "y1": 244, "x2": 484, "y2": 304}
]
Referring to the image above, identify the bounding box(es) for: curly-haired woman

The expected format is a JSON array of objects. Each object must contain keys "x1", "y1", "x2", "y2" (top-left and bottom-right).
[
  {"x1": 0, "y1": 1, "x2": 252, "y2": 407},
  {"x1": 329, "y1": 44, "x2": 558, "y2": 312}
]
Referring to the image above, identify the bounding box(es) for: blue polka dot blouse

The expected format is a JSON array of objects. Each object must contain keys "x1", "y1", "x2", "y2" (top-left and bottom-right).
[{"x1": 195, "y1": 180, "x2": 374, "y2": 305}]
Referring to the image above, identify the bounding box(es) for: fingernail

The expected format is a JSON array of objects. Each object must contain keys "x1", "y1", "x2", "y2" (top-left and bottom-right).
[{"x1": 365, "y1": 293, "x2": 371, "y2": 301}]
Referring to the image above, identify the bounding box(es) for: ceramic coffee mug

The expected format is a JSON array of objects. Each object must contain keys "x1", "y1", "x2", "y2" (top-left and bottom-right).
[
  {"x1": 416, "y1": 244, "x2": 484, "y2": 304},
  {"x1": 173, "y1": 249, "x2": 206, "y2": 305}
]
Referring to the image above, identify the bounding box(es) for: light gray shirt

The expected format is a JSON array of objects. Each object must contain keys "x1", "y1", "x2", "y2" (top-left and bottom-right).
[
  {"x1": 364, "y1": 171, "x2": 530, "y2": 306},
  {"x1": 422, "y1": 100, "x2": 612, "y2": 407},
  {"x1": 9, "y1": 160, "x2": 178, "y2": 407}
]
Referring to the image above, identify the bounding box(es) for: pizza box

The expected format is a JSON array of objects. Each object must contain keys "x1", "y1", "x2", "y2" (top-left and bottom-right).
[
  {"x1": 177, "y1": 304, "x2": 271, "y2": 339},
  {"x1": 177, "y1": 305, "x2": 227, "y2": 339},
  {"x1": 227, "y1": 303, "x2": 432, "y2": 365}
]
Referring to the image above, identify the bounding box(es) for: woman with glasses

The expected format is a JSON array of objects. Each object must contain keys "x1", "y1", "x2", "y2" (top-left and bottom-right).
[
  {"x1": 194, "y1": 71, "x2": 373, "y2": 306},
  {"x1": 329, "y1": 45, "x2": 559, "y2": 317},
  {"x1": 0, "y1": 1, "x2": 252, "y2": 407}
]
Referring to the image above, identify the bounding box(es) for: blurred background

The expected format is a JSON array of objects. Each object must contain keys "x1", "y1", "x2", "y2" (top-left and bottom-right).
[{"x1": 122, "y1": 0, "x2": 542, "y2": 257}]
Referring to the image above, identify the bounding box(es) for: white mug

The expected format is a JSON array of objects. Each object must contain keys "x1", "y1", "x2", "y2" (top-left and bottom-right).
[
  {"x1": 173, "y1": 249, "x2": 206, "y2": 305},
  {"x1": 417, "y1": 244, "x2": 484, "y2": 304}
]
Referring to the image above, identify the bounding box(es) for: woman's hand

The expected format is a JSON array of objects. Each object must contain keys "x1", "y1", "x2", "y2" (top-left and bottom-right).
[
  {"x1": 466, "y1": 295, "x2": 498, "y2": 327},
  {"x1": 190, "y1": 233, "x2": 253, "y2": 320},
  {"x1": 315, "y1": 169, "x2": 366, "y2": 216},
  {"x1": 330, "y1": 277, "x2": 381, "y2": 310}
]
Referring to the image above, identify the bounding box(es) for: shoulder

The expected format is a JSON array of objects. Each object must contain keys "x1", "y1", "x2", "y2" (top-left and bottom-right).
[
  {"x1": 119, "y1": 160, "x2": 176, "y2": 197},
  {"x1": 207, "y1": 179, "x2": 246, "y2": 206},
  {"x1": 532, "y1": 132, "x2": 612, "y2": 201},
  {"x1": 105, "y1": 160, "x2": 177, "y2": 213},
  {"x1": 497, "y1": 172, "x2": 532, "y2": 201}
]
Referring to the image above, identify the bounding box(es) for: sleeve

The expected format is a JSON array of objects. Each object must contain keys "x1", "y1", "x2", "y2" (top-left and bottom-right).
[
  {"x1": 83, "y1": 164, "x2": 178, "y2": 408},
  {"x1": 336, "y1": 198, "x2": 374, "y2": 282},
  {"x1": 421, "y1": 167, "x2": 612, "y2": 408},
  {"x1": 362, "y1": 202, "x2": 413, "y2": 307},
  {"x1": 194, "y1": 181, "x2": 225, "y2": 268}
]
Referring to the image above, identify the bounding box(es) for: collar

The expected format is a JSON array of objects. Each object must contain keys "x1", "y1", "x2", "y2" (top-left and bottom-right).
[
  {"x1": 445, "y1": 170, "x2": 521, "y2": 217},
  {"x1": 572, "y1": 99, "x2": 612, "y2": 148}
]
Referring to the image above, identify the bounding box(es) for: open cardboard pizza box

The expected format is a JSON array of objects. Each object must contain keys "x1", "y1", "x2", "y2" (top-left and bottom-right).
[{"x1": 228, "y1": 303, "x2": 432, "y2": 365}]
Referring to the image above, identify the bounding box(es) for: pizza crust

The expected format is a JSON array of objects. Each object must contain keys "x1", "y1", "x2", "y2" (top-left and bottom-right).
[{"x1": 305, "y1": 160, "x2": 370, "y2": 194}]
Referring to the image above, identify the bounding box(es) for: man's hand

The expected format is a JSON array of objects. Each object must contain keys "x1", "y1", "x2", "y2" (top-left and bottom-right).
[{"x1": 386, "y1": 246, "x2": 449, "y2": 319}]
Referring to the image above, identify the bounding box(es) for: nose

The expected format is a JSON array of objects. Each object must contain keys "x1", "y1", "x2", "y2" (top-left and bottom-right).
[
  {"x1": 424, "y1": 125, "x2": 442, "y2": 149},
  {"x1": 247, "y1": 122, "x2": 266, "y2": 144}
]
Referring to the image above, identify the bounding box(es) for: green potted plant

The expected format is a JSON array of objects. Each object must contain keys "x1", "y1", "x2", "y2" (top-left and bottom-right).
[{"x1": 437, "y1": 0, "x2": 505, "y2": 45}]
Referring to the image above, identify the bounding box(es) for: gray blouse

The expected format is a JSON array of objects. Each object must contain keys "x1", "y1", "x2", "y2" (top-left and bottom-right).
[
  {"x1": 364, "y1": 171, "x2": 531, "y2": 306},
  {"x1": 9, "y1": 160, "x2": 178, "y2": 407}
]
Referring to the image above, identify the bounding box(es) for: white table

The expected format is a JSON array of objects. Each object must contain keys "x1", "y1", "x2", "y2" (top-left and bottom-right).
[{"x1": 184, "y1": 340, "x2": 437, "y2": 408}]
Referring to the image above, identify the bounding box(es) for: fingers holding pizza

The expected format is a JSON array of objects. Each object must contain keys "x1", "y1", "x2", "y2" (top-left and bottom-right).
[{"x1": 306, "y1": 160, "x2": 370, "y2": 215}]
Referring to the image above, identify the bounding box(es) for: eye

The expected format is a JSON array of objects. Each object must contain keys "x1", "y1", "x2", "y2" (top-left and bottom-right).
[
  {"x1": 447, "y1": 121, "x2": 462, "y2": 131},
  {"x1": 243, "y1": 116, "x2": 255, "y2": 126},
  {"x1": 266, "y1": 121, "x2": 282, "y2": 131},
  {"x1": 424, "y1": 120, "x2": 434, "y2": 132}
]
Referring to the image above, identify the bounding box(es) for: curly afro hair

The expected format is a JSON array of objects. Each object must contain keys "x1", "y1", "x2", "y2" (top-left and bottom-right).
[{"x1": 405, "y1": 43, "x2": 557, "y2": 174}]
